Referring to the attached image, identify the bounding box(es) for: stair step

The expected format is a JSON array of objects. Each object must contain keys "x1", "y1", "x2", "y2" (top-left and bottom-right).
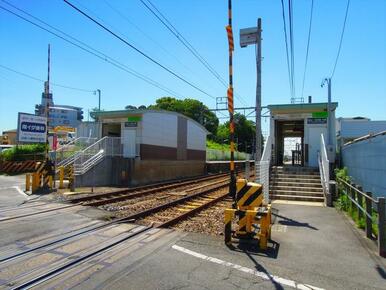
[
  {"x1": 271, "y1": 174, "x2": 320, "y2": 179},
  {"x1": 270, "y1": 185, "x2": 323, "y2": 192},
  {"x1": 271, "y1": 181, "x2": 322, "y2": 188},
  {"x1": 271, "y1": 166, "x2": 319, "y2": 173},
  {"x1": 270, "y1": 177, "x2": 321, "y2": 183},
  {"x1": 270, "y1": 194, "x2": 325, "y2": 202},
  {"x1": 269, "y1": 189, "x2": 324, "y2": 196}
]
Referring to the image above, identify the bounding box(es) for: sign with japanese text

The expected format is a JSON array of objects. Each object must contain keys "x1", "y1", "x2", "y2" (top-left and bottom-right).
[{"x1": 17, "y1": 112, "x2": 47, "y2": 143}]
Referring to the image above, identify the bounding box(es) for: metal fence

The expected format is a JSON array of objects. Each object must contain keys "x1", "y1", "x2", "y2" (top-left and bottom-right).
[
  {"x1": 256, "y1": 160, "x2": 270, "y2": 202},
  {"x1": 336, "y1": 176, "x2": 386, "y2": 257},
  {"x1": 206, "y1": 149, "x2": 251, "y2": 161},
  {"x1": 318, "y1": 134, "x2": 331, "y2": 205}
]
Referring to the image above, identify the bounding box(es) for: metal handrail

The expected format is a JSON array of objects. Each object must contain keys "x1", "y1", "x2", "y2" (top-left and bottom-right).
[{"x1": 336, "y1": 176, "x2": 377, "y2": 204}]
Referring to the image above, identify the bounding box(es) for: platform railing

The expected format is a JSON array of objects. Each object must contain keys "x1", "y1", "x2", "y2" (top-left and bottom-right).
[
  {"x1": 256, "y1": 135, "x2": 272, "y2": 202},
  {"x1": 318, "y1": 134, "x2": 330, "y2": 205},
  {"x1": 73, "y1": 137, "x2": 123, "y2": 175},
  {"x1": 53, "y1": 137, "x2": 98, "y2": 167},
  {"x1": 336, "y1": 177, "x2": 386, "y2": 257}
]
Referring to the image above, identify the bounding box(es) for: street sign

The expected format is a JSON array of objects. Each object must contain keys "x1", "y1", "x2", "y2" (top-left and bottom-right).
[
  {"x1": 17, "y1": 112, "x2": 47, "y2": 143},
  {"x1": 240, "y1": 27, "x2": 258, "y2": 47}
]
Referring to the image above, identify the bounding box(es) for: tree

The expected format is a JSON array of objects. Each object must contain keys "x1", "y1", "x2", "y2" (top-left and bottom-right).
[
  {"x1": 148, "y1": 97, "x2": 219, "y2": 137},
  {"x1": 125, "y1": 105, "x2": 137, "y2": 110},
  {"x1": 216, "y1": 113, "x2": 263, "y2": 154}
]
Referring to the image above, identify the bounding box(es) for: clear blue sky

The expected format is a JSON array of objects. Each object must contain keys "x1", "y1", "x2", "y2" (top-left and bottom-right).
[{"x1": 0, "y1": 0, "x2": 385, "y2": 134}]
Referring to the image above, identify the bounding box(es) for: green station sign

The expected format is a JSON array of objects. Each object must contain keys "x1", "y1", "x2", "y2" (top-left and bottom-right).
[
  {"x1": 127, "y1": 115, "x2": 142, "y2": 122},
  {"x1": 312, "y1": 111, "x2": 328, "y2": 118}
]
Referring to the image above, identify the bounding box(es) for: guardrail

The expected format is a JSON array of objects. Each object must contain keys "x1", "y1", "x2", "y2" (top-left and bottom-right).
[
  {"x1": 336, "y1": 176, "x2": 386, "y2": 257},
  {"x1": 318, "y1": 134, "x2": 332, "y2": 206}
]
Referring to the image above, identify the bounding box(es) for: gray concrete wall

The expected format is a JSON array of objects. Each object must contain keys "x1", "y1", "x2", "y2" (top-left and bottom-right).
[
  {"x1": 342, "y1": 133, "x2": 386, "y2": 198},
  {"x1": 129, "y1": 160, "x2": 205, "y2": 186},
  {"x1": 75, "y1": 156, "x2": 131, "y2": 187},
  {"x1": 75, "y1": 157, "x2": 205, "y2": 187}
]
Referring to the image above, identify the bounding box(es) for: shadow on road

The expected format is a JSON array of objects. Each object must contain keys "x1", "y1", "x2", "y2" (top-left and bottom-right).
[{"x1": 272, "y1": 212, "x2": 318, "y2": 230}]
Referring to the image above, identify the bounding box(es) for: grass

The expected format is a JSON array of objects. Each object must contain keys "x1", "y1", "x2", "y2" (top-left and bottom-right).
[{"x1": 335, "y1": 167, "x2": 379, "y2": 236}]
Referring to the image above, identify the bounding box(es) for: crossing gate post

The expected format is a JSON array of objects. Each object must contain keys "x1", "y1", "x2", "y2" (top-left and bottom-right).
[
  {"x1": 224, "y1": 178, "x2": 272, "y2": 250},
  {"x1": 59, "y1": 166, "x2": 64, "y2": 189},
  {"x1": 25, "y1": 173, "x2": 31, "y2": 192}
]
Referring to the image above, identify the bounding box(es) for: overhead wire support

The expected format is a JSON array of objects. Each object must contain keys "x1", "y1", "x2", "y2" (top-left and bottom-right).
[
  {"x1": 331, "y1": 0, "x2": 351, "y2": 79},
  {"x1": 139, "y1": 0, "x2": 248, "y2": 106},
  {"x1": 63, "y1": 0, "x2": 216, "y2": 100},
  {"x1": 301, "y1": 0, "x2": 314, "y2": 100},
  {"x1": 0, "y1": 2, "x2": 183, "y2": 98}
]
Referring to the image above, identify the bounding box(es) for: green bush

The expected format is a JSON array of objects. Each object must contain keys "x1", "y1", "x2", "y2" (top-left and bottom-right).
[{"x1": 0, "y1": 144, "x2": 47, "y2": 161}]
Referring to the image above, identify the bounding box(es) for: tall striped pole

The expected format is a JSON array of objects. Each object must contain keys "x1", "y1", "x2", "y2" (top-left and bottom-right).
[{"x1": 226, "y1": 0, "x2": 236, "y2": 200}]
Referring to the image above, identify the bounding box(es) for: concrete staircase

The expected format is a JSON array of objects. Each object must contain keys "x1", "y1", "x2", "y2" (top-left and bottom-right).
[{"x1": 270, "y1": 166, "x2": 324, "y2": 202}]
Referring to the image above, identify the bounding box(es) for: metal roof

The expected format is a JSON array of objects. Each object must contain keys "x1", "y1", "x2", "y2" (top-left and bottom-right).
[
  {"x1": 267, "y1": 102, "x2": 338, "y2": 114},
  {"x1": 92, "y1": 109, "x2": 209, "y2": 134}
]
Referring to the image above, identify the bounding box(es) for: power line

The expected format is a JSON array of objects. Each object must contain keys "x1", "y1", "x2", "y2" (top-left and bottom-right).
[
  {"x1": 0, "y1": 64, "x2": 94, "y2": 92},
  {"x1": 331, "y1": 0, "x2": 351, "y2": 79},
  {"x1": 139, "y1": 0, "x2": 248, "y2": 106},
  {"x1": 301, "y1": 0, "x2": 314, "y2": 99},
  {"x1": 103, "y1": 0, "x2": 195, "y2": 76},
  {"x1": 63, "y1": 0, "x2": 216, "y2": 100},
  {"x1": 280, "y1": 0, "x2": 292, "y2": 100},
  {"x1": 0, "y1": 2, "x2": 183, "y2": 98}
]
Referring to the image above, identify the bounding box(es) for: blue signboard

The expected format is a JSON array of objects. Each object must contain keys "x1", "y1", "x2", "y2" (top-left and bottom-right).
[{"x1": 17, "y1": 113, "x2": 47, "y2": 143}]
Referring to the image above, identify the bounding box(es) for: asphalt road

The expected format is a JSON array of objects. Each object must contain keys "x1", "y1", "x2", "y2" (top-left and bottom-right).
[{"x1": 0, "y1": 174, "x2": 28, "y2": 208}]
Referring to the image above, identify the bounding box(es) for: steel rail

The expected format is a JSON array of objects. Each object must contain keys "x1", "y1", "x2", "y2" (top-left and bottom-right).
[
  {"x1": 118, "y1": 182, "x2": 229, "y2": 222},
  {"x1": 0, "y1": 204, "x2": 79, "y2": 223},
  {"x1": 157, "y1": 192, "x2": 229, "y2": 228},
  {"x1": 73, "y1": 174, "x2": 229, "y2": 206},
  {"x1": 10, "y1": 225, "x2": 153, "y2": 290}
]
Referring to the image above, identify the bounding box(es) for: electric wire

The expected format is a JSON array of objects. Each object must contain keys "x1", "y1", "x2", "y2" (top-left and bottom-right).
[
  {"x1": 63, "y1": 0, "x2": 216, "y2": 100},
  {"x1": 0, "y1": 64, "x2": 94, "y2": 92},
  {"x1": 0, "y1": 3, "x2": 183, "y2": 98},
  {"x1": 103, "y1": 0, "x2": 195, "y2": 77},
  {"x1": 301, "y1": 0, "x2": 314, "y2": 100},
  {"x1": 331, "y1": 0, "x2": 350, "y2": 79},
  {"x1": 280, "y1": 0, "x2": 292, "y2": 101},
  {"x1": 139, "y1": 0, "x2": 248, "y2": 106}
]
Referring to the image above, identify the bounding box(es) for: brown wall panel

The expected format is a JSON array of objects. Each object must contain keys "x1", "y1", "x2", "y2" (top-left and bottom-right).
[
  {"x1": 140, "y1": 144, "x2": 177, "y2": 160},
  {"x1": 187, "y1": 149, "x2": 206, "y2": 160}
]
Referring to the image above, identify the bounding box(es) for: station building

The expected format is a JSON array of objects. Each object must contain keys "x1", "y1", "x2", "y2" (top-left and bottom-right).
[
  {"x1": 76, "y1": 109, "x2": 209, "y2": 186},
  {"x1": 267, "y1": 102, "x2": 338, "y2": 167}
]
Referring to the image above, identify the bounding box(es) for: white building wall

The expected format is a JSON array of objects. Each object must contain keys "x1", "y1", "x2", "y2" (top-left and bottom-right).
[
  {"x1": 187, "y1": 120, "x2": 206, "y2": 151},
  {"x1": 141, "y1": 112, "x2": 177, "y2": 148},
  {"x1": 342, "y1": 133, "x2": 386, "y2": 198},
  {"x1": 339, "y1": 119, "x2": 386, "y2": 139}
]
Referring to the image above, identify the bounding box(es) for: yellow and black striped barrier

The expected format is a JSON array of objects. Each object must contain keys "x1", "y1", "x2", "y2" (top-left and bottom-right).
[
  {"x1": 224, "y1": 179, "x2": 272, "y2": 250},
  {"x1": 25, "y1": 161, "x2": 55, "y2": 194}
]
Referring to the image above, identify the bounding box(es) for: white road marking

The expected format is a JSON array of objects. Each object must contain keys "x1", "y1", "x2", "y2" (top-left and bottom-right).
[
  {"x1": 12, "y1": 186, "x2": 30, "y2": 198},
  {"x1": 172, "y1": 244, "x2": 324, "y2": 290}
]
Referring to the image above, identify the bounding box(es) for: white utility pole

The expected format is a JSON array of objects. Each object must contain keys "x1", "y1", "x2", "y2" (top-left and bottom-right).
[
  {"x1": 255, "y1": 18, "x2": 262, "y2": 162},
  {"x1": 240, "y1": 18, "x2": 263, "y2": 163}
]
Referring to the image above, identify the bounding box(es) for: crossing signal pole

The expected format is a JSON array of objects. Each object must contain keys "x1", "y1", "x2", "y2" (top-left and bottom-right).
[{"x1": 226, "y1": 0, "x2": 236, "y2": 200}]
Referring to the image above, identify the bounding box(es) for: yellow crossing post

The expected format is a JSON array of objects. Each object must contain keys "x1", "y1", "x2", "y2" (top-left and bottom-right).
[
  {"x1": 25, "y1": 173, "x2": 31, "y2": 192},
  {"x1": 59, "y1": 166, "x2": 64, "y2": 189}
]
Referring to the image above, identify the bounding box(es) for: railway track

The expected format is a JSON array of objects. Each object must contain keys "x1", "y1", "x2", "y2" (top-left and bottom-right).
[
  {"x1": 67, "y1": 172, "x2": 228, "y2": 206},
  {"x1": 1, "y1": 178, "x2": 233, "y2": 288}
]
